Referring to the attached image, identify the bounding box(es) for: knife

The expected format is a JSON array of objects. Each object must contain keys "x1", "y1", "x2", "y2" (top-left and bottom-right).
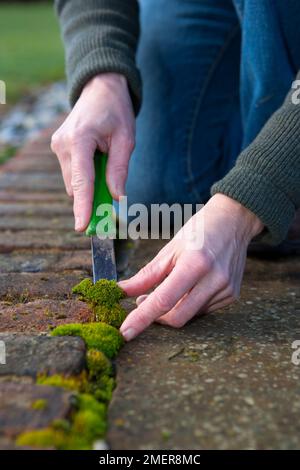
[{"x1": 86, "y1": 151, "x2": 117, "y2": 283}]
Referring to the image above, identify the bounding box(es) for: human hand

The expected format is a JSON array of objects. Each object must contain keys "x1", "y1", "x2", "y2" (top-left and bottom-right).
[
  {"x1": 119, "y1": 194, "x2": 264, "y2": 341},
  {"x1": 51, "y1": 73, "x2": 135, "y2": 231}
]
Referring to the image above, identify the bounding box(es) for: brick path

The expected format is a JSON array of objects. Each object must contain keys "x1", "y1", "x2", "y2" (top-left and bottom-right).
[
  {"x1": 0, "y1": 121, "x2": 91, "y2": 448},
  {"x1": 0, "y1": 122, "x2": 300, "y2": 449}
]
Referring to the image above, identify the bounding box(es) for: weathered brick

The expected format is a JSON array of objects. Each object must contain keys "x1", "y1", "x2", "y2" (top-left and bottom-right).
[
  {"x1": 0, "y1": 215, "x2": 74, "y2": 231},
  {"x1": 0, "y1": 382, "x2": 73, "y2": 438},
  {"x1": 0, "y1": 250, "x2": 90, "y2": 273},
  {"x1": 1, "y1": 156, "x2": 60, "y2": 174},
  {"x1": 0, "y1": 272, "x2": 89, "y2": 301},
  {"x1": 0, "y1": 299, "x2": 92, "y2": 332},
  {"x1": 0, "y1": 173, "x2": 64, "y2": 192},
  {"x1": 0, "y1": 191, "x2": 67, "y2": 203},
  {"x1": 0, "y1": 203, "x2": 71, "y2": 216},
  {"x1": 0, "y1": 230, "x2": 89, "y2": 252},
  {"x1": 0, "y1": 334, "x2": 86, "y2": 377}
]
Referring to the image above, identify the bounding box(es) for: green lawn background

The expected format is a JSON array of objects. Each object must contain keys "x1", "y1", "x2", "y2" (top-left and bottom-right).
[{"x1": 0, "y1": 2, "x2": 65, "y2": 104}]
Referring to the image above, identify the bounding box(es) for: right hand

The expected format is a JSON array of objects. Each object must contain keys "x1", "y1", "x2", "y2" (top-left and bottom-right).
[{"x1": 51, "y1": 73, "x2": 136, "y2": 231}]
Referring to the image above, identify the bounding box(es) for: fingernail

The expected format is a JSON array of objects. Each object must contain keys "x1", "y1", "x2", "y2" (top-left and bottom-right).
[
  {"x1": 75, "y1": 217, "x2": 82, "y2": 231},
  {"x1": 136, "y1": 295, "x2": 148, "y2": 306},
  {"x1": 121, "y1": 327, "x2": 136, "y2": 342}
]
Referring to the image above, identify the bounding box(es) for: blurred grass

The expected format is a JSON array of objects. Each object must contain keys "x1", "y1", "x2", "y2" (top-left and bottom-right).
[
  {"x1": 0, "y1": 146, "x2": 17, "y2": 164},
  {"x1": 0, "y1": 2, "x2": 65, "y2": 104}
]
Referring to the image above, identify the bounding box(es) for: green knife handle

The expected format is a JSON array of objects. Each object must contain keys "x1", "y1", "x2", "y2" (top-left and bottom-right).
[{"x1": 86, "y1": 151, "x2": 113, "y2": 237}]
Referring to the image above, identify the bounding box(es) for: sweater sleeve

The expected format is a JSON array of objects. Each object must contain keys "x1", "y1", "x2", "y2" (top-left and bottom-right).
[
  {"x1": 54, "y1": 0, "x2": 142, "y2": 113},
  {"x1": 211, "y1": 75, "x2": 300, "y2": 245}
]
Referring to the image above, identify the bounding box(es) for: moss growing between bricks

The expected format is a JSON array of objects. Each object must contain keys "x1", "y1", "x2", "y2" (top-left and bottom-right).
[
  {"x1": 51, "y1": 322, "x2": 124, "y2": 359},
  {"x1": 17, "y1": 394, "x2": 107, "y2": 450},
  {"x1": 16, "y1": 278, "x2": 127, "y2": 450}
]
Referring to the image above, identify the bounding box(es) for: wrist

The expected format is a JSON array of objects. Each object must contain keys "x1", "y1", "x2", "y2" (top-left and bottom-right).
[
  {"x1": 84, "y1": 73, "x2": 128, "y2": 93},
  {"x1": 207, "y1": 193, "x2": 264, "y2": 241}
]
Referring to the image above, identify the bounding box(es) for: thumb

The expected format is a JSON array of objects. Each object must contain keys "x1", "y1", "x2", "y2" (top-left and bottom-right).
[{"x1": 106, "y1": 130, "x2": 135, "y2": 200}]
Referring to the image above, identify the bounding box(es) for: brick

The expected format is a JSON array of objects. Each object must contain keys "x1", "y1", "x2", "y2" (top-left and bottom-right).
[
  {"x1": 0, "y1": 173, "x2": 64, "y2": 192},
  {"x1": 1, "y1": 156, "x2": 60, "y2": 174},
  {"x1": 0, "y1": 203, "x2": 71, "y2": 216},
  {"x1": 0, "y1": 230, "x2": 89, "y2": 252},
  {"x1": 0, "y1": 299, "x2": 92, "y2": 333},
  {"x1": 0, "y1": 334, "x2": 86, "y2": 377},
  {"x1": 0, "y1": 272, "x2": 89, "y2": 301},
  {"x1": 0, "y1": 382, "x2": 73, "y2": 438},
  {"x1": 0, "y1": 191, "x2": 67, "y2": 203},
  {"x1": 0, "y1": 250, "x2": 90, "y2": 273},
  {"x1": 0, "y1": 215, "x2": 74, "y2": 231}
]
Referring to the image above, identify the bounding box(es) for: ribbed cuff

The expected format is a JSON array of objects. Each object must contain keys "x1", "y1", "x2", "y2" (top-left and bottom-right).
[
  {"x1": 68, "y1": 48, "x2": 142, "y2": 114},
  {"x1": 211, "y1": 167, "x2": 295, "y2": 245}
]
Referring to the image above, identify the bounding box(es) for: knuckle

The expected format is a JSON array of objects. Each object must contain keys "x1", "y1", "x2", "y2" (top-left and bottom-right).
[
  {"x1": 139, "y1": 263, "x2": 155, "y2": 279},
  {"x1": 119, "y1": 130, "x2": 135, "y2": 151},
  {"x1": 227, "y1": 284, "x2": 239, "y2": 300},
  {"x1": 67, "y1": 131, "x2": 81, "y2": 147},
  {"x1": 197, "y1": 249, "x2": 215, "y2": 273},
  {"x1": 50, "y1": 132, "x2": 61, "y2": 152},
  {"x1": 134, "y1": 310, "x2": 151, "y2": 330},
  {"x1": 113, "y1": 163, "x2": 128, "y2": 179},
  {"x1": 71, "y1": 173, "x2": 90, "y2": 192},
  {"x1": 153, "y1": 292, "x2": 174, "y2": 313},
  {"x1": 215, "y1": 269, "x2": 230, "y2": 290}
]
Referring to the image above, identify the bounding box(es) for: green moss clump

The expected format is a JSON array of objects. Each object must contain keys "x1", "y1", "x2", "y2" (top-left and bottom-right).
[
  {"x1": 72, "y1": 394, "x2": 106, "y2": 440},
  {"x1": 31, "y1": 399, "x2": 47, "y2": 411},
  {"x1": 51, "y1": 322, "x2": 124, "y2": 359},
  {"x1": 72, "y1": 279, "x2": 125, "y2": 307},
  {"x1": 86, "y1": 349, "x2": 112, "y2": 377},
  {"x1": 72, "y1": 278, "x2": 127, "y2": 327},
  {"x1": 91, "y1": 374, "x2": 115, "y2": 403},
  {"x1": 16, "y1": 393, "x2": 107, "y2": 450},
  {"x1": 94, "y1": 303, "x2": 127, "y2": 328},
  {"x1": 37, "y1": 373, "x2": 87, "y2": 393}
]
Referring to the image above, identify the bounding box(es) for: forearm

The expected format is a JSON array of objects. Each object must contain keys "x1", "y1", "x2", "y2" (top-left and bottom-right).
[
  {"x1": 54, "y1": 0, "x2": 141, "y2": 113},
  {"x1": 212, "y1": 74, "x2": 300, "y2": 245}
]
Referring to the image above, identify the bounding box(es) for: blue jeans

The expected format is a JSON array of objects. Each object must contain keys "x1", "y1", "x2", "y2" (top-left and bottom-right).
[{"x1": 126, "y1": 0, "x2": 300, "y2": 207}]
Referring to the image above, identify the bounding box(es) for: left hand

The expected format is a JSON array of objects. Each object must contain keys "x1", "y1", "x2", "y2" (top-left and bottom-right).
[{"x1": 119, "y1": 194, "x2": 264, "y2": 341}]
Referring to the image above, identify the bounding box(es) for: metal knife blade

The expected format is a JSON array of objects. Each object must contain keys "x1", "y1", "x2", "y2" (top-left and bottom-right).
[{"x1": 91, "y1": 236, "x2": 117, "y2": 283}]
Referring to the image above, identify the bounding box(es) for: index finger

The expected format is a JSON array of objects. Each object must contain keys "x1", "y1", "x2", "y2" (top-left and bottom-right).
[{"x1": 120, "y1": 258, "x2": 200, "y2": 340}]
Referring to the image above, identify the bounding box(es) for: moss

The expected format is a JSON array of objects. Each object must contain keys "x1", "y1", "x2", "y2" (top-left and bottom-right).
[
  {"x1": 37, "y1": 373, "x2": 88, "y2": 393},
  {"x1": 16, "y1": 393, "x2": 107, "y2": 450},
  {"x1": 72, "y1": 278, "x2": 127, "y2": 328},
  {"x1": 90, "y1": 374, "x2": 115, "y2": 403},
  {"x1": 86, "y1": 349, "x2": 112, "y2": 377},
  {"x1": 51, "y1": 322, "x2": 124, "y2": 359},
  {"x1": 16, "y1": 427, "x2": 90, "y2": 450},
  {"x1": 161, "y1": 429, "x2": 171, "y2": 441},
  {"x1": 72, "y1": 394, "x2": 106, "y2": 440},
  {"x1": 72, "y1": 278, "x2": 125, "y2": 307},
  {"x1": 31, "y1": 399, "x2": 47, "y2": 411},
  {"x1": 17, "y1": 279, "x2": 126, "y2": 450},
  {"x1": 94, "y1": 303, "x2": 127, "y2": 328}
]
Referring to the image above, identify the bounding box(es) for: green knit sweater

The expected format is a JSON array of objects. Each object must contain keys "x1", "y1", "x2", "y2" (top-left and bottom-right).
[{"x1": 55, "y1": 0, "x2": 300, "y2": 245}]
